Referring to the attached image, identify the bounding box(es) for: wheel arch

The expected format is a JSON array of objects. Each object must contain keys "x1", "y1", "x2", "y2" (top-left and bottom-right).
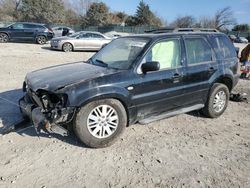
[
  {"x1": 0, "y1": 32, "x2": 10, "y2": 37},
  {"x1": 62, "y1": 42, "x2": 74, "y2": 51},
  {"x1": 78, "y1": 94, "x2": 130, "y2": 126},
  {"x1": 214, "y1": 76, "x2": 233, "y2": 92}
]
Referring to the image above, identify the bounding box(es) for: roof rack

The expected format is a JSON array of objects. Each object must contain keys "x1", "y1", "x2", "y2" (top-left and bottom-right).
[{"x1": 145, "y1": 27, "x2": 219, "y2": 34}]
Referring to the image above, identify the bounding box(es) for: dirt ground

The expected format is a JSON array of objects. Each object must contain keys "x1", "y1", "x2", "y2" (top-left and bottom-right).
[{"x1": 0, "y1": 42, "x2": 249, "y2": 188}]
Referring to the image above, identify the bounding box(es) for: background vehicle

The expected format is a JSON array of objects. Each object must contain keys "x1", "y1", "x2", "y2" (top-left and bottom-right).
[
  {"x1": 228, "y1": 34, "x2": 237, "y2": 42},
  {"x1": 0, "y1": 22, "x2": 54, "y2": 44},
  {"x1": 52, "y1": 26, "x2": 75, "y2": 37},
  {"x1": 235, "y1": 36, "x2": 248, "y2": 43},
  {"x1": 20, "y1": 31, "x2": 239, "y2": 148},
  {"x1": 50, "y1": 31, "x2": 111, "y2": 52}
]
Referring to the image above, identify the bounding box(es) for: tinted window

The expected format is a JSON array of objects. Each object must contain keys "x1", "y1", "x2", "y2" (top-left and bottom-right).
[
  {"x1": 144, "y1": 39, "x2": 181, "y2": 69},
  {"x1": 23, "y1": 24, "x2": 36, "y2": 29},
  {"x1": 11, "y1": 23, "x2": 24, "y2": 29},
  {"x1": 215, "y1": 36, "x2": 236, "y2": 59},
  {"x1": 184, "y1": 38, "x2": 213, "y2": 64}
]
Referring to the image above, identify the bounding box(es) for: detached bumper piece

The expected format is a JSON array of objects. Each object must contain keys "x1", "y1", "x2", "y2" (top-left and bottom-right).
[{"x1": 19, "y1": 95, "x2": 74, "y2": 136}]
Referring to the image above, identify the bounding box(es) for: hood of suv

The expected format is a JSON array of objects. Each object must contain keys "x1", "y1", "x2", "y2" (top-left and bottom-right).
[{"x1": 25, "y1": 62, "x2": 119, "y2": 92}]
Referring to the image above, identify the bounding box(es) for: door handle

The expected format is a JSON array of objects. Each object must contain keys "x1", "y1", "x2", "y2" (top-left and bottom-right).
[
  {"x1": 208, "y1": 67, "x2": 214, "y2": 72},
  {"x1": 172, "y1": 73, "x2": 180, "y2": 79}
]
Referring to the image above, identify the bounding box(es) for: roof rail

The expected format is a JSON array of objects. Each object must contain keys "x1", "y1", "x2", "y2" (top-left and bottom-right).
[{"x1": 145, "y1": 27, "x2": 219, "y2": 34}]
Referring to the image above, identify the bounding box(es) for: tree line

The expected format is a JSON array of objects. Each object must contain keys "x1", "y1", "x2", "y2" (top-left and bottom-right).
[{"x1": 0, "y1": 0, "x2": 249, "y2": 32}]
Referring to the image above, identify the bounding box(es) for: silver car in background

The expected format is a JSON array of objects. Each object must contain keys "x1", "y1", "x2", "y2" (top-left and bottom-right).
[{"x1": 51, "y1": 31, "x2": 112, "y2": 52}]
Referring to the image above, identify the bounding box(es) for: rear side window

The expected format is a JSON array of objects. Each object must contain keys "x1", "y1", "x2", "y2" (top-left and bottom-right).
[
  {"x1": 215, "y1": 36, "x2": 236, "y2": 59},
  {"x1": 86, "y1": 33, "x2": 104, "y2": 38},
  {"x1": 144, "y1": 39, "x2": 181, "y2": 69},
  {"x1": 184, "y1": 37, "x2": 213, "y2": 65}
]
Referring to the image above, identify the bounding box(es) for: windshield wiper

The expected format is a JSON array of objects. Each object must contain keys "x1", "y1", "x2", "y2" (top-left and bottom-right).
[{"x1": 94, "y1": 59, "x2": 108, "y2": 67}]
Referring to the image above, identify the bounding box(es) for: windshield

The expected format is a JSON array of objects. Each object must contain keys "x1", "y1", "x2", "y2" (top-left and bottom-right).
[{"x1": 90, "y1": 37, "x2": 149, "y2": 70}]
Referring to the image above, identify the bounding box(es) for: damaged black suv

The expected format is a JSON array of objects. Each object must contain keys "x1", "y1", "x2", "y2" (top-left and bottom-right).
[{"x1": 19, "y1": 31, "x2": 239, "y2": 148}]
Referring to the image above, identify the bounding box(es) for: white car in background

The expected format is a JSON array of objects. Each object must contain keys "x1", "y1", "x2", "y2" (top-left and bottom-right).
[{"x1": 52, "y1": 26, "x2": 75, "y2": 37}]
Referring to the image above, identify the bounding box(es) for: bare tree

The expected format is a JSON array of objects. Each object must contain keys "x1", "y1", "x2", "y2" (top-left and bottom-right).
[
  {"x1": 64, "y1": 0, "x2": 96, "y2": 16},
  {"x1": 199, "y1": 16, "x2": 216, "y2": 28},
  {"x1": 214, "y1": 6, "x2": 236, "y2": 29},
  {"x1": 0, "y1": 0, "x2": 22, "y2": 21},
  {"x1": 170, "y1": 16, "x2": 196, "y2": 28}
]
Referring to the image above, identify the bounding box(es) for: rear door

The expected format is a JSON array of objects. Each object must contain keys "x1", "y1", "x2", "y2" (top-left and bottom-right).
[
  {"x1": 23, "y1": 24, "x2": 36, "y2": 39},
  {"x1": 131, "y1": 37, "x2": 187, "y2": 117},
  {"x1": 83, "y1": 33, "x2": 105, "y2": 49},
  {"x1": 183, "y1": 36, "x2": 218, "y2": 105}
]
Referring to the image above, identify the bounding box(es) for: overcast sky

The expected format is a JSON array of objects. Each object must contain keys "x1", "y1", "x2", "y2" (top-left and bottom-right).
[{"x1": 102, "y1": 0, "x2": 250, "y2": 25}]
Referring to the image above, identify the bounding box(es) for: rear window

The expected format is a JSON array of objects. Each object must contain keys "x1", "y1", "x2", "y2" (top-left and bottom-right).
[
  {"x1": 215, "y1": 36, "x2": 236, "y2": 59},
  {"x1": 184, "y1": 37, "x2": 213, "y2": 65}
]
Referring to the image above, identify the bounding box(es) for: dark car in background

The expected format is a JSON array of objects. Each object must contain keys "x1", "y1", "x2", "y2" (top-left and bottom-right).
[{"x1": 0, "y1": 22, "x2": 54, "y2": 44}]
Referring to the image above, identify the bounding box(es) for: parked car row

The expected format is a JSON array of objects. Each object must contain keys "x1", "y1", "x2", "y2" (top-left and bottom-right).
[{"x1": 0, "y1": 22, "x2": 113, "y2": 51}]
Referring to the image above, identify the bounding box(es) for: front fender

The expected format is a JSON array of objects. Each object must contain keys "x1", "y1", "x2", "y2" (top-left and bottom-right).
[{"x1": 66, "y1": 85, "x2": 131, "y2": 108}]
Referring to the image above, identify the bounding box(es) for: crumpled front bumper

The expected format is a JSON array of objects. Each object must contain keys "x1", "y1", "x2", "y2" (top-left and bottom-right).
[{"x1": 19, "y1": 95, "x2": 49, "y2": 132}]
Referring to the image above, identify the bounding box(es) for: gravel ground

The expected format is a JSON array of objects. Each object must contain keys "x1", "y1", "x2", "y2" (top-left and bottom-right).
[{"x1": 0, "y1": 42, "x2": 249, "y2": 188}]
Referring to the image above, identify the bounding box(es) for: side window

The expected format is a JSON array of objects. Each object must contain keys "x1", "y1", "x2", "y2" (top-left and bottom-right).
[
  {"x1": 215, "y1": 36, "x2": 236, "y2": 59},
  {"x1": 144, "y1": 39, "x2": 181, "y2": 70},
  {"x1": 12, "y1": 23, "x2": 24, "y2": 29},
  {"x1": 79, "y1": 33, "x2": 88, "y2": 38},
  {"x1": 92, "y1": 34, "x2": 104, "y2": 38},
  {"x1": 23, "y1": 24, "x2": 37, "y2": 29},
  {"x1": 184, "y1": 38, "x2": 213, "y2": 65}
]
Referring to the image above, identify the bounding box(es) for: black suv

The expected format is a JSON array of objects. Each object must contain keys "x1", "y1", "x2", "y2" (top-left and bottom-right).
[
  {"x1": 19, "y1": 31, "x2": 239, "y2": 148},
  {"x1": 0, "y1": 22, "x2": 54, "y2": 44}
]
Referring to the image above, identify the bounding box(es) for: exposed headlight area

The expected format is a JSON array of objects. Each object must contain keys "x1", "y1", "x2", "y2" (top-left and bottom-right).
[{"x1": 35, "y1": 89, "x2": 68, "y2": 111}]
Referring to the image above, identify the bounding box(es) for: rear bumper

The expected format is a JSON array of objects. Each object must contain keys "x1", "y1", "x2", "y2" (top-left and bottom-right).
[{"x1": 233, "y1": 74, "x2": 240, "y2": 88}]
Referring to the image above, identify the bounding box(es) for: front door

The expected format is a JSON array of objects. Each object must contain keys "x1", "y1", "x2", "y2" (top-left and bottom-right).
[
  {"x1": 131, "y1": 37, "x2": 187, "y2": 118},
  {"x1": 9, "y1": 23, "x2": 25, "y2": 39}
]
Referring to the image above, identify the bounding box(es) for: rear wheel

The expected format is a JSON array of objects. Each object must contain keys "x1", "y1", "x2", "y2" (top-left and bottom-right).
[
  {"x1": 36, "y1": 36, "x2": 47, "y2": 44},
  {"x1": 0, "y1": 33, "x2": 9, "y2": 43},
  {"x1": 202, "y1": 83, "x2": 229, "y2": 118},
  {"x1": 73, "y1": 99, "x2": 127, "y2": 148},
  {"x1": 62, "y1": 42, "x2": 73, "y2": 52}
]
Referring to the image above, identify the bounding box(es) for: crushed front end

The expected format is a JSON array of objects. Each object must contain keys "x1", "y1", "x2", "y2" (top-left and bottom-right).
[{"x1": 19, "y1": 82, "x2": 76, "y2": 136}]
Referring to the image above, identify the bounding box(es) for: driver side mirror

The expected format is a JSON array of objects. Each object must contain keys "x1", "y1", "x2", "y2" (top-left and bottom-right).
[{"x1": 141, "y1": 61, "x2": 160, "y2": 74}]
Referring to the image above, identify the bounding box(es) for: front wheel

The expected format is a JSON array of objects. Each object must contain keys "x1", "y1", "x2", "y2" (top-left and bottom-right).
[
  {"x1": 73, "y1": 99, "x2": 127, "y2": 148},
  {"x1": 62, "y1": 42, "x2": 73, "y2": 52},
  {"x1": 0, "y1": 33, "x2": 9, "y2": 43},
  {"x1": 202, "y1": 83, "x2": 229, "y2": 118}
]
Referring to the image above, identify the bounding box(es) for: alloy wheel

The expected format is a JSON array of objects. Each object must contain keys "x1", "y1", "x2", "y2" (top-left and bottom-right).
[
  {"x1": 213, "y1": 90, "x2": 226, "y2": 113},
  {"x1": 87, "y1": 105, "x2": 119, "y2": 139}
]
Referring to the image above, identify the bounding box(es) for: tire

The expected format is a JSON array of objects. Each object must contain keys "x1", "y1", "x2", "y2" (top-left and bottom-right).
[
  {"x1": 36, "y1": 36, "x2": 47, "y2": 45},
  {"x1": 73, "y1": 99, "x2": 127, "y2": 148},
  {"x1": 0, "y1": 33, "x2": 9, "y2": 43},
  {"x1": 202, "y1": 83, "x2": 229, "y2": 118},
  {"x1": 62, "y1": 43, "x2": 73, "y2": 52}
]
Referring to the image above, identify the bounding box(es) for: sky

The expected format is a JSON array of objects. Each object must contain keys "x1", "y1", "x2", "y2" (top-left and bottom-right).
[{"x1": 102, "y1": 0, "x2": 250, "y2": 25}]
